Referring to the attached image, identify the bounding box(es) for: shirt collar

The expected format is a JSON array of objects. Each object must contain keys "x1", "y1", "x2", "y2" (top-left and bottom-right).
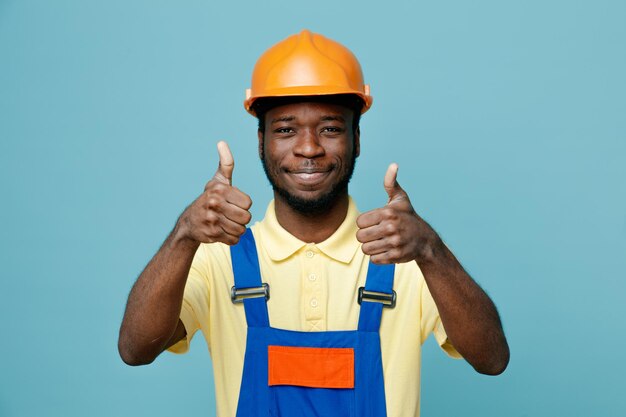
[{"x1": 258, "y1": 197, "x2": 361, "y2": 264}]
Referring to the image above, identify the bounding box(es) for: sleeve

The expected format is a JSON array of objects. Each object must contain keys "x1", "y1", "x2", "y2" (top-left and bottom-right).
[
  {"x1": 167, "y1": 244, "x2": 211, "y2": 354},
  {"x1": 419, "y1": 274, "x2": 463, "y2": 359}
]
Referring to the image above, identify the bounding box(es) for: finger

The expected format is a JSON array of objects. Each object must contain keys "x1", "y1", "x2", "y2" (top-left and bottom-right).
[
  {"x1": 199, "y1": 221, "x2": 241, "y2": 245},
  {"x1": 214, "y1": 141, "x2": 234, "y2": 185},
  {"x1": 370, "y1": 252, "x2": 396, "y2": 265},
  {"x1": 221, "y1": 202, "x2": 252, "y2": 225},
  {"x1": 219, "y1": 216, "x2": 247, "y2": 237},
  {"x1": 201, "y1": 193, "x2": 251, "y2": 225},
  {"x1": 361, "y1": 239, "x2": 390, "y2": 256},
  {"x1": 356, "y1": 209, "x2": 384, "y2": 229},
  {"x1": 225, "y1": 187, "x2": 253, "y2": 210},
  {"x1": 383, "y1": 163, "x2": 398, "y2": 197},
  {"x1": 214, "y1": 229, "x2": 240, "y2": 246},
  {"x1": 383, "y1": 163, "x2": 407, "y2": 204},
  {"x1": 356, "y1": 224, "x2": 387, "y2": 244}
]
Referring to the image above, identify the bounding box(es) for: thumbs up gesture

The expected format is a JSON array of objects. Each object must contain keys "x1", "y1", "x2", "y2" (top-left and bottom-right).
[
  {"x1": 176, "y1": 141, "x2": 253, "y2": 246},
  {"x1": 356, "y1": 163, "x2": 441, "y2": 264}
]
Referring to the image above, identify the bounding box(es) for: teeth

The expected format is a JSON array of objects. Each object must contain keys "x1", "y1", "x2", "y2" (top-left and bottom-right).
[
  {"x1": 296, "y1": 173, "x2": 317, "y2": 179},
  {"x1": 293, "y1": 172, "x2": 325, "y2": 181}
]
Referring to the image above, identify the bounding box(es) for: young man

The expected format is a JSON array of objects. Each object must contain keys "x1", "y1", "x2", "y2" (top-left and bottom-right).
[{"x1": 119, "y1": 30, "x2": 509, "y2": 417}]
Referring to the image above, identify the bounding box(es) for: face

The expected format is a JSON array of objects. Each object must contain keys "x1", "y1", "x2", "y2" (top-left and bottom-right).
[{"x1": 258, "y1": 101, "x2": 360, "y2": 215}]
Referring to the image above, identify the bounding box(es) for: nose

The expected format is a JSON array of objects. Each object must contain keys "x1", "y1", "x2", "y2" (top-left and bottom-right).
[{"x1": 293, "y1": 129, "x2": 325, "y2": 158}]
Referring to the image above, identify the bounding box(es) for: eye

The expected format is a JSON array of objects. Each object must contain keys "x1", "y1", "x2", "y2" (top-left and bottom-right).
[
  {"x1": 321, "y1": 126, "x2": 344, "y2": 135},
  {"x1": 274, "y1": 127, "x2": 294, "y2": 134}
]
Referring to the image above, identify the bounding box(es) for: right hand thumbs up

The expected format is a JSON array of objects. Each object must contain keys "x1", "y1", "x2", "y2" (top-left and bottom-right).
[
  {"x1": 176, "y1": 141, "x2": 253, "y2": 246},
  {"x1": 214, "y1": 141, "x2": 234, "y2": 185}
]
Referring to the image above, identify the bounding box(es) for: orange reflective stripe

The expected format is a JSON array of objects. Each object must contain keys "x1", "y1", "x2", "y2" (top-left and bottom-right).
[{"x1": 268, "y1": 346, "x2": 355, "y2": 389}]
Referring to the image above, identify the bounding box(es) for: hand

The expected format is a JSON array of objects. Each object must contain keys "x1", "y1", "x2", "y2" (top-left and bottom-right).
[
  {"x1": 356, "y1": 163, "x2": 441, "y2": 264},
  {"x1": 175, "y1": 141, "x2": 252, "y2": 246}
]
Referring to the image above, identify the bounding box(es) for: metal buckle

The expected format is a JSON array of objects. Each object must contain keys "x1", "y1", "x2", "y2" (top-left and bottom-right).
[
  {"x1": 357, "y1": 287, "x2": 396, "y2": 308},
  {"x1": 231, "y1": 283, "x2": 270, "y2": 304}
]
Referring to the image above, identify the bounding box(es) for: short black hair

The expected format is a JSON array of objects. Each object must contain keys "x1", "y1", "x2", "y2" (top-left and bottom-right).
[{"x1": 253, "y1": 94, "x2": 364, "y2": 136}]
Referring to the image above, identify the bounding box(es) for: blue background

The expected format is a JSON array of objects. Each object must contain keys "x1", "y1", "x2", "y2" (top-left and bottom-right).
[{"x1": 1, "y1": 1, "x2": 625, "y2": 416}]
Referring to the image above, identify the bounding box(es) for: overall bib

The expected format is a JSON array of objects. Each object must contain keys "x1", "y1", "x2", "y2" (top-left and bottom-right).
[{"x1": 231, "y1": 229, "x2": 396, "y2": 417}]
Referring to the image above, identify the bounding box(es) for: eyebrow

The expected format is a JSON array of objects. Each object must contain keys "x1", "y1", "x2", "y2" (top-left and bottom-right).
[
  {"x1": 270, "y1": 116, "x2": 295, "y2": 124},
  {"x1": 320, "y1": 115, "x2": 345, "y2": 123}
]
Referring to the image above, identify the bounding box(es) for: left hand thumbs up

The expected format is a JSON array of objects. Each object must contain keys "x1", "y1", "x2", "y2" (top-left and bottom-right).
[
  {"x1": 383, "y1": 163, "x2": 407, "y2": 204},
  {"x1": 357, "y1": 163, "x2": 439, "y2": 264}
]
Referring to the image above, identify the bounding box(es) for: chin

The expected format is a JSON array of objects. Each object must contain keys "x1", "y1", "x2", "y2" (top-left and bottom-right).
[{"x1": 275, "y1": 186, "x2": 347, "y2": 215}]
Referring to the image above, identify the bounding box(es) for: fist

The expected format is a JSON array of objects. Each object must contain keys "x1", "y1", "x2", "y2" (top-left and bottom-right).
[
  {"x1": 176, "y1": 141, "x2": 252, "y2": 246},
  {"x1": 356, "y1": 163, "x2": 439, "y2": 264}
]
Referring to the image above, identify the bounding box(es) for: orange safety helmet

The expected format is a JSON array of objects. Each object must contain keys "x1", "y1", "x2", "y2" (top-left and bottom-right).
[{"x1": 244, "y1": 30, "x2": 372, "y2": 116}]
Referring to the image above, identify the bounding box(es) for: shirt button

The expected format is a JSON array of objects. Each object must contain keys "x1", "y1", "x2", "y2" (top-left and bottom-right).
[
  {"x1": 308, "y1": 273, "x2": 317, "y2": 282},
  {"x1": 306, "y1": 250, "x2": 314, "y2": 258},
  {"x1": 310, "y1": 298, "x2": 318, "y2": 308}
]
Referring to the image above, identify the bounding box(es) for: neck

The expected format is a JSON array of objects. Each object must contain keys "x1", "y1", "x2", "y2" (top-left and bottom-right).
[{"x1": 273, "y1": 193, "x2": 349, "y2": 243}]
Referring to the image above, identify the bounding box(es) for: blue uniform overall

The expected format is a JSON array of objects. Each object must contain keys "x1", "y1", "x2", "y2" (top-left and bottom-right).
[{"x1": 231, "y1": 229, "x2": 396, "y2": 417}]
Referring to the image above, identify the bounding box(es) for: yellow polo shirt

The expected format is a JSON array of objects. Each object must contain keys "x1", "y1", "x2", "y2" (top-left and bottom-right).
[{"x1": 168, "y1": 197, "x2": 460, "y2": 417}]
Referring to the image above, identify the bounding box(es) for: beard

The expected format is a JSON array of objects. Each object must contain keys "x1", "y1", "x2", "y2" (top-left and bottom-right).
[{"x1": 260, "y1": 142, "x2": 357, "y2": 216}]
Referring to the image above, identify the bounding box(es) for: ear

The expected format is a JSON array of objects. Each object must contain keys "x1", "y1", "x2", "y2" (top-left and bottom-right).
[
  {"x1": 257, "y1": 130, "x2": 264, "y2": 159},
  {"x1": 354, "y1": 126, "x2": 360, "y2": 158}
]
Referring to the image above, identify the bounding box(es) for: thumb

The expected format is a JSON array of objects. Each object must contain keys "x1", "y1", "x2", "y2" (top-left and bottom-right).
[
  {"x1": 383, "y1": 163, "x2": 405, "y2": 203},
  {"x1": 214, "y1": 141, "x2": 234, "y2": 185}
]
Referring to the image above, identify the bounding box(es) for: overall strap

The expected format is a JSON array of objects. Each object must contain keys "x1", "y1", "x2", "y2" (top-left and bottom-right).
[
  {"x1": 357, "y1": 262, "x2": 396, "y2": 332},
  {"x1": 230, "y1": 229, "x2": 270, "y2": 328}
]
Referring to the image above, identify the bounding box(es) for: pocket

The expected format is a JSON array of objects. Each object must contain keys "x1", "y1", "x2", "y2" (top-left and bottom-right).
[{"x1": 268, "y1": 346, "x2": 355, "y2": 417}]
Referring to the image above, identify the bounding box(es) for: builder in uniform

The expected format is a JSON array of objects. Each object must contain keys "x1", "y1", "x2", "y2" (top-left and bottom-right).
[{"x1": 118, "y1": 30, "x2": 510, "y2": 417}]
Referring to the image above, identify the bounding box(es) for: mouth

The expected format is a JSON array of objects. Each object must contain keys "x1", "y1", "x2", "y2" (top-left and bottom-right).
[{"x1": 286, "y1": 167, "x2": 332, "y2": 186}]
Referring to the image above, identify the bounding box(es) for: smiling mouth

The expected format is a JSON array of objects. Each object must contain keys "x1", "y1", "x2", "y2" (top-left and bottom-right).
[{"x1": 287, "y1": 168, "x2": 331, "y2": 185}]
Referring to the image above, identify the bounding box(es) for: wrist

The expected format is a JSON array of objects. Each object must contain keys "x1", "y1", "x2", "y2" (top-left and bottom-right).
[
  {"x1": 416, "y1": 236, "x2": 447, "y2": 266},
  {"x1": 170, "y1": 220, "x2": 201, "y2": 252}
]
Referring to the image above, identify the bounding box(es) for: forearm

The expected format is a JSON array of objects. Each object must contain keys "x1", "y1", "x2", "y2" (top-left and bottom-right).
[
  {"x1": 118, "y1": 142, "x2": 251, "y2": 365},
  {"x1": 118, "y1": 225, "x2": 199, "y2": 365},
  {"x1": 354, "y1": 165, "x2": 509, "y2": 374},
  {"x1": 419, "y1": 240, "x2": 509, "y2": 375}
]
